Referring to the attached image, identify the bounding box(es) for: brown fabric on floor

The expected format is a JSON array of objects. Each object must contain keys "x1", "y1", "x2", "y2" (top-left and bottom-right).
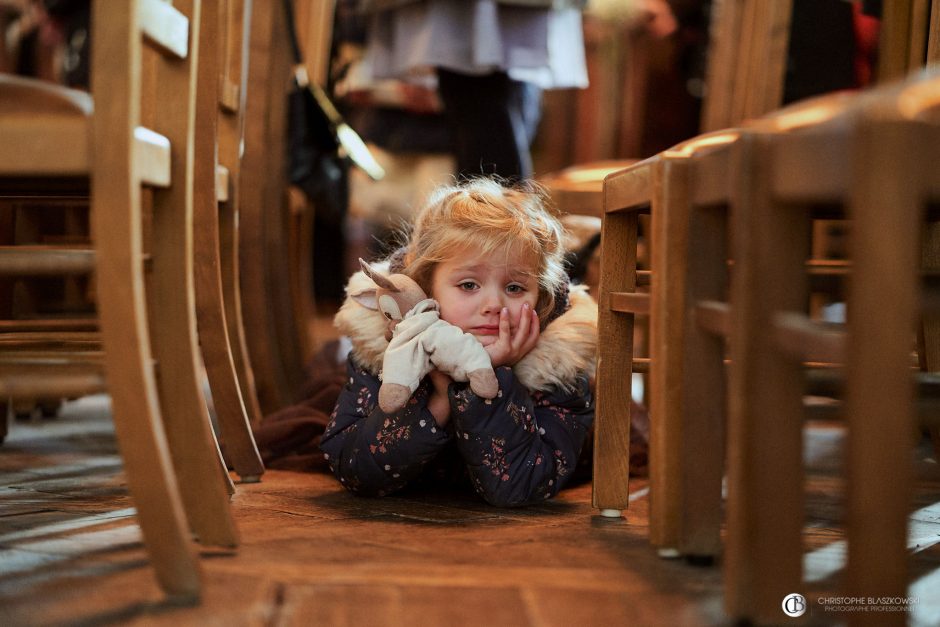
[{"x1": 252, "y1": 341, "x2": 347, "y2": 472}]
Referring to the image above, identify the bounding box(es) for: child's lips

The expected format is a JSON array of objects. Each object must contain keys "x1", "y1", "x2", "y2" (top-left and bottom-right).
[{"x1": 472, "y1": 325, "x2": 500, "y2": 336}]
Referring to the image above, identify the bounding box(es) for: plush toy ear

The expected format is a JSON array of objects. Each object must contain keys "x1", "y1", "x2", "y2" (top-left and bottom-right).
[
  {"x1": 359, "y1": 258, "x2": 400, "y2": 292},
  {"x1": 351, "y1": 287, "x2": 379, "y2": 310}
]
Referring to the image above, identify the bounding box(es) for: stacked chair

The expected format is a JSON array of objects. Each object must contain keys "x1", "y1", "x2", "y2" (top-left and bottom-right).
[
  {"x1": 594, "y1": 1, "x2": 940, "y2": 625},
  {"x1": 0, "y1": 0, "x2": 263, "y2": 599},
  {"x1": 192, "y1": 0, "x2": 264, "y2": 481}
]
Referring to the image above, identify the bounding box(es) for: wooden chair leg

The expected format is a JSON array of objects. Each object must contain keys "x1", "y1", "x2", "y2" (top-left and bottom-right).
[
  {"x1": 649, "y1": 158, "x2": 686, "y2": 553},
  {"x1": 592, "y1": 208, "x2": 638, "y2": 517},
  {"x1": 843, "y1": 121, "x2": 917, "y2": 626},
  {"x1": 89, "y1": 0, "x2": 203, "y2": 596},
  {"x1": 92, "y1": 182, "x2": 201, "y2": 601},
  {"x1": 149, "y1": 174, "x2": 239, "y2": 547},
  {"x1": 919, "y1": 217, "x2": 940, "y2": 460},
  {"x1": 219, "y1": 204, "x2": 264, "y2": 429},
  {"x1": 97, "y1": 270, "x2": 203, "y2": 599},
  {"x1": 725, "y1": 133, "x2": 806, "y2": 622},
  {"x1": 652, "y1": 156, "x2": 727, "y2": 559},
  {"x1": 191, "y1": 0, "x2": 263, "y2": 482},
  {"x1": 149, "y1": 184, "x2": 240, "y2": 547},
  {"x1": 147, "y1": 25, "x2": 239, "y2": 543},
  {"x1": 194, "y1": 205, "x2": 264, "y2": 481},
  {"x1": 0, "y1": 400, "x2": 8, "y2": 444}
]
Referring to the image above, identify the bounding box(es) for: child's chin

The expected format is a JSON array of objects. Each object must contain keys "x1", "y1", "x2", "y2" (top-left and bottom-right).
[{"x1": 473, "y1": 334, "x2": 498, "y2": 347}]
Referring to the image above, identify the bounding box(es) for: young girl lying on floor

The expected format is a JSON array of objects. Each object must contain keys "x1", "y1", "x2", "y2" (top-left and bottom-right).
[{"x1": 320, "y1": 177, "x2": 597, "y2": 506}]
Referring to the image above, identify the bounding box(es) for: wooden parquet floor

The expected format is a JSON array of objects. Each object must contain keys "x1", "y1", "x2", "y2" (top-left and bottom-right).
[{"x1": 2, "y1": 395, "x2": 940, "y2": 626}]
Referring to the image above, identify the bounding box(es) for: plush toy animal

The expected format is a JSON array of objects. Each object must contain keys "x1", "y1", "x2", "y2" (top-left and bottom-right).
[{"x1": 351, "y1": 259, "x2": 499, "y2": 412}]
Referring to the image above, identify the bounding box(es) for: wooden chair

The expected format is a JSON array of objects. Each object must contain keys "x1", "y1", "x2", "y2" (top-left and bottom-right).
[
  {"x1": 593, "y1": 0, "x2": 796, "y2": 535},
  {"x1": 595, "y1": 129, "x2": 758, "y2": 558},
  {"x1": 0, "y1": 0, "x2": 237, "y2": 599},
  {"x1": 842, "y1": 71, "x2": 940, "y2": 625},
  {"x1": 644, "y1": 130, "x2": 740, "y2": 560},
  {"x1": 722, "y1": 69, "x2": 940, "y2": 626},
  {"x1": 593, "y1": 157, "x2": 652, "y2": 520},
  {"x1": 215, "y1": 0, "x2": 266, "y2": 432},
  {"x1": 878, "y1": 0, "x2": 940, "y2": 81},
  {"x1": 238, "y1": 0, "x2": 307, "y2": 414},
  {"x1": 700, "y1": 0, "x2": 793, "y2": 132},
  {"x1": 192, "y1": 0, "x2": 264, "y2": 481}
]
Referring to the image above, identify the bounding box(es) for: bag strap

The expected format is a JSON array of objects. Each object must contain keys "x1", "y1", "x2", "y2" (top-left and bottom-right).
[
  {"x1": 282, "y1": 0, "x2": 303, "y2": 64},
  {"x1": 282, "y1": 0, "x2": 309, "y2": 84}
]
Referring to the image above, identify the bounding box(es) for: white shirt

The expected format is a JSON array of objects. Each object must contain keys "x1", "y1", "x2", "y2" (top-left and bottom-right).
[{"x1": 366, "y1": 0, "x2": 588, "y2": 89}]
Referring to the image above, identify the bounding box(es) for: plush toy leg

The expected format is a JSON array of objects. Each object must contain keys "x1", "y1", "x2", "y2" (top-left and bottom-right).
[
  {"x1": 468, "y1": 369, "x2": 499, "y2": 399},
  {"x1": 379, "y1": 383, "x2": 412, "y2": 413}
]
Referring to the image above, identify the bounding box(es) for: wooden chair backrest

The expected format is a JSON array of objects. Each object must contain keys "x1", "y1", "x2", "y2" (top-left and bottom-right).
[
  {"x1": 702, "y1": 0, "x2": 940, "y2": 133},
  {"x1": 701, "y1": 0, "x2": 793, "y2": 132},
  {"x1": 878, "y1": 0, "x2": 940, "y2": 81}
]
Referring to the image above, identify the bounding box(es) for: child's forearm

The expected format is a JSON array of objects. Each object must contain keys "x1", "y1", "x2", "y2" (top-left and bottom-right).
[
  {"x1": 426, "y1": 370, "x2": 453, "y2": 426},
  {"x1": 427, "y1": 390, "x2": 451, "y2": 426}
]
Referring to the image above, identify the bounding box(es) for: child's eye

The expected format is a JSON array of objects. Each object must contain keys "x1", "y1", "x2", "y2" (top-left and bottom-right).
[
  {"x1": 506, "y1": 284, "x2": 526, "y2": 294},
  {"x1": 458, "y1": 281, "x2": 478, "y2": 291}
]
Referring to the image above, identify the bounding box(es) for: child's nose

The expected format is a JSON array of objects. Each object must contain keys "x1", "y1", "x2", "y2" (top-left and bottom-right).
[{"x1": 480, "y1": 286, "x2": 505, "y2": 314}]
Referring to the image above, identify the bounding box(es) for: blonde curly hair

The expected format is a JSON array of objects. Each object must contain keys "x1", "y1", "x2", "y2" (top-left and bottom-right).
[{"x1": 400, "y1": 178, "x2": 567, "y2": 326}]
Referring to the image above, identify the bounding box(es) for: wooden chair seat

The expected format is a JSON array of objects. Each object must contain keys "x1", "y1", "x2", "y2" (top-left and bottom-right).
[
  {"x1": 541, "y1": 160, "x2": 640, "y2": 218},
  {"x1": 0, "y1": 75, "x2": 91, "y2": 176},
  {"x1": 0, "y1": 74, "x2": 173, "y2": 186}
]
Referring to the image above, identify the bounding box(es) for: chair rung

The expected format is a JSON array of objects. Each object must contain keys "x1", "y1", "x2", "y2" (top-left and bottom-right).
[
  {"x1": 609, "y1": 291, "x2": 650, "y2": 315},
  {"x1": 807, "y1": 259, "x2": 849, "y2": 275},
  {"x1": 135, "y1": 127, "x2": 171, "y2": 187},
  {"x1": 0, "y1": 331, "x2": 101, "y2": 351},
  {"x1": 802, "y1": 398, "x2": 940, "y2": 425},
  {"x1": 695, "y1": 300, "x2": 730, "y2": 337},
  {"x1": 0, "y1": 246, "x2": 94, "y2": 275},
  {"x1": 220, "y1": 80, "x2": 240, "y2": 113},
  {"x1": 632, "y1": 357, "x2": 649, "y2": 374},
  {"x1": 0, "y1": 359, "x2": 106, "y2": 397},
  {"x1": 216, "y1": 164, "x2": 230, "y2": 202},
  {"x1": 773, "y1": 312, "x2": 846, "y2": 364},
  {"x1": 140, "y1": 0, "x2": 189, "y2": 59},
  {"x1": 0, "y1": 319, "x2": 97, "y2": 333}
]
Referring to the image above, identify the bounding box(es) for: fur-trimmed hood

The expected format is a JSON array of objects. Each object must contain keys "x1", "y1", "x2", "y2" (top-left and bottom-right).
[{"x1": 334, "y1": 260, "x2": 598, "y2": 392}]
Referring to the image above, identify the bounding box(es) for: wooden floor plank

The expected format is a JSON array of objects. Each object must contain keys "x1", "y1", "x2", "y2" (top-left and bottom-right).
[{"x1": 1, "y1": 398, "x2": 939, "y2": 626}]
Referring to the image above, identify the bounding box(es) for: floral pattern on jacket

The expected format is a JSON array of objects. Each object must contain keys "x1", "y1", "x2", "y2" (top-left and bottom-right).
[{"x1": 320, "y1": 358, "x2": 593, "y2": 506}]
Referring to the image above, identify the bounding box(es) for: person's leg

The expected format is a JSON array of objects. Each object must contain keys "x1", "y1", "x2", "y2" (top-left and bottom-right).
[{"x1": 436, "y1": 68, "x2": 536, "y2": 179}]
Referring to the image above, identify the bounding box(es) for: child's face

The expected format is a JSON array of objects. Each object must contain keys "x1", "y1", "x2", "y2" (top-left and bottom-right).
[{"x1": 430, "y1": 245, "x2": 540, "y2": 347}]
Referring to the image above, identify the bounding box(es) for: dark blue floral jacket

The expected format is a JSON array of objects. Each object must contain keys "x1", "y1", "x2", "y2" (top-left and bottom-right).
[
  {"x1": 320, "y1": 358, "x2": 593, "y2": 506},
  {"x1": 322, "y1": 261, "x2": 598, "y2": 506}
]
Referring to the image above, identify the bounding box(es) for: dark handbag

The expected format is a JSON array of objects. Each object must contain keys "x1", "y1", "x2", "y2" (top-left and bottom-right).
[
  {"x1": 282, "y1": 0, "x2": 383, "y2": 225},
  {"x1": 282, "y1": 0, "x2": 346, "y2": 224}
]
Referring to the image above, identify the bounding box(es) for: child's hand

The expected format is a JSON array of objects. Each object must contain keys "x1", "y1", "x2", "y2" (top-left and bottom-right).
[{"x1": 485, "y1": 303, "x2": 540, "y2": 368}]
